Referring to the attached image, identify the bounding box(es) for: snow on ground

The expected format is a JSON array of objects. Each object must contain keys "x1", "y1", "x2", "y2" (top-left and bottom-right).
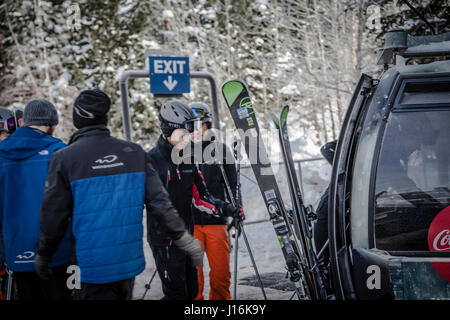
[{"x1": 133, "y1": 140, "x2": 330, "y2": 300}]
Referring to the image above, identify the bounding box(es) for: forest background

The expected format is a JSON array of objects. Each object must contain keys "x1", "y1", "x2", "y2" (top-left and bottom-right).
[{"x1": 1, "y1": 0, "x2": 449, "y2": 150}]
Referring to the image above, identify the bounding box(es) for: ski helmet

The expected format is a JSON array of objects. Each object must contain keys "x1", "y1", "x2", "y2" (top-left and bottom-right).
[
  {"x1": 0, "y1": 107, "x2": 16, "y2": 133},
  {"x1": 188, "y1": 101, "x2": 212, "y2": 124},
  {"x1": 320, "y1": 140, "x2": 337, "y2": 165},
  {"x1": 159, "y1": 101, "x2": 198, "y2": 137}
]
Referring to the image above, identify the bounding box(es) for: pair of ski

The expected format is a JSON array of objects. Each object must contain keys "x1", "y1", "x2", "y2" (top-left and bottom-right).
[{"x1": 222, "y1": 80, "x2": 327, "y2": 300}]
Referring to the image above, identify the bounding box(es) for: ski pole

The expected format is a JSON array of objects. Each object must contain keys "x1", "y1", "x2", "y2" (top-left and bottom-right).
[
  {"x1": 233, "y1": 212, "x2": 239, "y2": 300},
  {"x1": 223, "y1": 140, "x2": 266, "y2": 300},
  {"x1": 239, "y1": 224, "x2": 267, "y2": 299},
  {"x1": 140, "y1": 269, "x2": 157, "y2": 300},
  {"x1": 6, "y1": 267, "x2": 13, "y2": 300},
  {"x1": 317, "y1": 239, "x2": 329, "y2": 260}
]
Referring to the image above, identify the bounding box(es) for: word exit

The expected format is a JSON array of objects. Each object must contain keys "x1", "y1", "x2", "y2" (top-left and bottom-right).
[{"x1": 153, "y1": 60, "x2": 187, "y2": 74}]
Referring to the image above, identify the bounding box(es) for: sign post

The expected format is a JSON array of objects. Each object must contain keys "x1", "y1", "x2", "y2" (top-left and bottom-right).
[{"x1": 119, "y1": 56, "x2": 220, "y2": 141}]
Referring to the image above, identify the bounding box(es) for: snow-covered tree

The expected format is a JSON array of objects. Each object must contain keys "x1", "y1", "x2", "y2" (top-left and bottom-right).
[{"x1": 1, "y1": 0, "x2": 449, "y2": 150}]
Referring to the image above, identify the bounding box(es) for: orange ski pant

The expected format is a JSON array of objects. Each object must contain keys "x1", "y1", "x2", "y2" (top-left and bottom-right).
[{"x1": 194, "y1": 224, "x2": 231, "y2": 300}]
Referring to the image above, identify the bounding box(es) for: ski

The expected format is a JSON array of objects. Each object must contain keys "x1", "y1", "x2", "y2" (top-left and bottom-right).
[
  {"x1": 221, "y1": 80, "x2": 314, "y2": 300},
  {"x1": 272, "y1": 105, "x2": 328, "y2": 300},
  {"x1": 268, "y1": 111, "x2": 304, "y2": 242}
]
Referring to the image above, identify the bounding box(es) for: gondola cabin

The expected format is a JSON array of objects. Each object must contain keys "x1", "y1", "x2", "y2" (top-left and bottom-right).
[{"x1": 328, "y1": 29, "x2": 450, "y2": 300}]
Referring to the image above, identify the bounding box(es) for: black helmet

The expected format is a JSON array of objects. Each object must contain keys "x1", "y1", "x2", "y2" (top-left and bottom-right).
[
  {"x1": 159, "y1": 101, "x2": 198, "y2": 137},
  {"x1": 320, "y1": 140, "x2": 337, "y2": 165},
  {"x1": 0, "y1": 107, "x2": 16, "y2": 133},
  {"x1": 189, "y1": 101, "x2": 212, "y2": 124}
]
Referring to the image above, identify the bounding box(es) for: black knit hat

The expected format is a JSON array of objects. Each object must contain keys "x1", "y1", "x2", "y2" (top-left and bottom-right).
[
  {"x1": 73, "y1": 89, "x2": 111, "y2": 129},
  {"x1": 23, "y1": 99, "x2": 59, "y2": 127}
]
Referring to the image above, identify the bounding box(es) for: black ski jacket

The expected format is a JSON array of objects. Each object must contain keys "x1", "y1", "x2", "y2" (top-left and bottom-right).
[
  {"x1": 147, "y1": 135, "x2": 228, "y2": 246},
  {"x1": 193, "y1": 141, "x2": 237, "y2": 226},
  {"x1": 37, "y1": 125, "x2": 186, "y2": 283},
  {"x1": 315, "y1": 186, "x2": 329, "y2": 221}
]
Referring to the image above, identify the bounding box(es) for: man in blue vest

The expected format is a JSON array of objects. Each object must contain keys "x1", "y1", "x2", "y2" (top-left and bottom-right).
[
  {"x1": 0, "y1": 100, "x2": 72, "y2": 300},
  {"x1": 35, "y1": 89, "x2": 203, "y2": 300}
]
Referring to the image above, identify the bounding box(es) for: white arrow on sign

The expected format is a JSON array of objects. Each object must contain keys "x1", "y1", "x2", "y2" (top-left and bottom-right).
[{"x1": 163, "y1": 76, "x2": 178, "y2": 91}]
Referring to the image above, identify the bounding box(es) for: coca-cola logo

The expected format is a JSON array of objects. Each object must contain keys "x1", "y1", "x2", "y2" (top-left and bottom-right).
[
  {"x1": 427, "y1": 206, "x2": 450, "y2": 282},
  {"x1": 432, "y1": 229, "x2": 450, "y2": 252}
]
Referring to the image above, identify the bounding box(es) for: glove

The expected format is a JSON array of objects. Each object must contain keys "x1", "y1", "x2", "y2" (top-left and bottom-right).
[
  {"x1": 234, "y1": 206, "x2": 245, "y2": 221},
  {"x1": 229, "y1": 206, "x2": 244, "y2": 238},
  {"x1": 223, "y1": 203, "x2": 242, "y2": 219},
  {"x1": 173, "y1": 231, "x2": 204, "y2": 267},
  {"x1": 34, "y1": 254, "x2": 52, "y2": 280}
]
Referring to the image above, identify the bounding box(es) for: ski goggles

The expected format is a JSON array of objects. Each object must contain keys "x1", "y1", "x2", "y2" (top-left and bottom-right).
[
  {"x1": 0, "y1": 117, "x2": 18, "y2": 133},
  {"x1": 191, "y1": 107, "x2": 212, "y2": 122},
  {"x1": 183, "y1": 118, "x2": 202, "y2": 133}
]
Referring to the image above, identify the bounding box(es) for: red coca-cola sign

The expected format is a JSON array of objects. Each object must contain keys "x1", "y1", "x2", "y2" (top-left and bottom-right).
[{"x1": 427, "y1": 206, "x2": 450, "y2": 282}]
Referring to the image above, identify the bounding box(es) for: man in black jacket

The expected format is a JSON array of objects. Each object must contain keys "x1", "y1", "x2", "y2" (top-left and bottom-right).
[
  {"x1": 147, "y1": 101, "x2": 237, "y2": 300},
  {"x1": 35, "y1": 90, "x2": 203, "y2": 300}
]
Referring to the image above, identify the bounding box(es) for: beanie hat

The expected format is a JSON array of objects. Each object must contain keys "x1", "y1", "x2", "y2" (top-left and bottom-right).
[
  {"x1": 23, "y1": 99, "x2": 59, "y2": 127},
  {"x1": 73, "y1": 89, "x2": 111, "y2": 129}
]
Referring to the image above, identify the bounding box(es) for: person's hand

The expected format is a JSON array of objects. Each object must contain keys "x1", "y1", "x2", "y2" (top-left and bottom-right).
[
  {"x1": 234, "y1": 206, "x2": 245, "y2": 221},
  {"x1": 223, "y1": 203, "x2": 241, "y2": 218},
  {"x1": 34, "y1": 254, "x2": 52, "y2": 280},
  {"x1": 229, "y1": 207, "x2": 244, "y2": 238},
  {"x1": 173, "y1": 232, "x2": 204, "y2": 267}
]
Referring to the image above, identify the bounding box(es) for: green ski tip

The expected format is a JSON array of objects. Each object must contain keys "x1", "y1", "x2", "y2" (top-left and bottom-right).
[
  {"x1": 222, "y1": 81, "x2": 244, "y2": 107},
  {"x1": 268, "y1": 110, "x2": 280, "y2": 128},
  {"x1": 280, "y1": 105, "x2": 289, "y2": 126}
]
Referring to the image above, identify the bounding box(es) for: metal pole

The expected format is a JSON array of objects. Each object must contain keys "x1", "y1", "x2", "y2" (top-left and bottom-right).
[
  {"x1": 119, "y1": 70, "x2": 148, "y2": 141},
  {"x1": 119, "y1": 70, "x2": 221, "y2": 142},
  {"x1": 190, "y1": 72, "x2": 220, "y2": 131}
]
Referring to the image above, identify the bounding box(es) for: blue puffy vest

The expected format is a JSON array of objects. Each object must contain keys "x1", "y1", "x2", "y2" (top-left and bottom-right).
[{"x1": 70, "y1": 172, "x2": 146, "y2": 283}]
